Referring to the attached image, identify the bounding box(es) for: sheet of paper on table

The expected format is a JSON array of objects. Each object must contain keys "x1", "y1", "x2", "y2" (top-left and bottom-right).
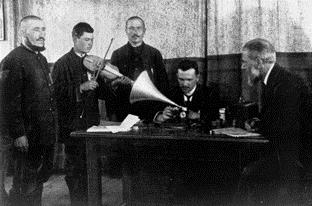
[
  {"x1": 212, "y1": 127, "x2": 261, "y2": 138},
  {"x1": 87, "y1": 114, "x2": 140, "y2": 133}
]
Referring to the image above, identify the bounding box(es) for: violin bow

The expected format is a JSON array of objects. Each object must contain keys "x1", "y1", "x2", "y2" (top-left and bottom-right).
[{"x1": 94, "y1": 37, "x2": 114, "y2": 80}]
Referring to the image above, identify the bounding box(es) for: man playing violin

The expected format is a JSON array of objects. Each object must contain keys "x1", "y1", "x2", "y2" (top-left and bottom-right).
[{"x1": 52, "y1": 22, "x2": 112, "y2": 206}]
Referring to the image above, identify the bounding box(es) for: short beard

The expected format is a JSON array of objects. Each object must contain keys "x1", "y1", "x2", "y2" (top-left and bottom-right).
[
  {"x1": 247, "y1": 75, "x2": 261, "y2": 86},
  {"x1": 25, "y1": 37, "x2": 45, "y2": 52}
]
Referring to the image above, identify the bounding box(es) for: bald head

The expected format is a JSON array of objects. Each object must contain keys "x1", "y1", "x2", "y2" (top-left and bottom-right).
[
  {"x1": 19, "y1": 15, "x2": 46, "y2": 51},
  {"x1": 20, "y1": 15, "x2": 42, "y2": 31}
]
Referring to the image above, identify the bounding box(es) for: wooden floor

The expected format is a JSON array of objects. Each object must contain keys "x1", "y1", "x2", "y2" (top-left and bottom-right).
[
  {"x1": 4, "y1": 174, "x2": 238, "y2": 206},
  {"x1": 4, "y1": 171, "x2": 312, "y2": 206},
  {"x1": 4, "y1": 174, "x2": 123, "y2": 206}
]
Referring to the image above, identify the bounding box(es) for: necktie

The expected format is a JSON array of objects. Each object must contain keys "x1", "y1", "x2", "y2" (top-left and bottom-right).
[{"x1": 185, "y1": 95, "x2": 192, "y2": 109}]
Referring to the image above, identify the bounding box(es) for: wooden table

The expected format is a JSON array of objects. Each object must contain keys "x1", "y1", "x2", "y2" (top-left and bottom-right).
[{"x1": 71, "y1": 124, "x2": 268, "y2": 206}]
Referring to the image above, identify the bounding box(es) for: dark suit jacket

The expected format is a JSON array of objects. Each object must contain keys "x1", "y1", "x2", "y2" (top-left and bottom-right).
[
  {"x1": 260, "y1": 64, "x2": 307, "y2": 178},
  {"x1": 108, "y1": 42, "x2": 169, "y2": 121},
  {"x1": 166, "y1": 84, "x2": 220, "y2": 124}
]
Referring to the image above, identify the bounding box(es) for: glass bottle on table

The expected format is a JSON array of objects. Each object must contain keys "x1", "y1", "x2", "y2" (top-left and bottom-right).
[{"x1": 219, "y1": 107, "x2": 226, "y2": 127}]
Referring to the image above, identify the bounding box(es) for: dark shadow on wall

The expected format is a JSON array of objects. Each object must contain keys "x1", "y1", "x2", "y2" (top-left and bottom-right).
[
  {"x1": 206, "y1": 54, "x2": 242, "y2": 107},
  {"x1": 277, "y1": 52, "x2": 312, "y2": 89}
]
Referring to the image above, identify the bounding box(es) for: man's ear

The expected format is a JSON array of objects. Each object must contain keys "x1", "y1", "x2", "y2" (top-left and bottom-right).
[
  {"x1": 20, "y1": 29, "x2": 26, "y2": 37},
  {"x1": 72, "y1": 33, "x2": 79, "y2": 43},
  {"x1": 19, "y1": 26, "x2": 27, "y2": 41},
  {"x1": 196, "y1": 74, "x2": 200, "y2": 82},
  {"x1": 255, "y1": 57, "x2": 266, "y2": 71}
]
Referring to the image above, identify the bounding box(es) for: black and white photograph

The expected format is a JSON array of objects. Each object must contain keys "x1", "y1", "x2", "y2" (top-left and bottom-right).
[
  {"x1": 0, "y1": 0, "x2": 312, "y2": 206},
  {"x1": 0, "y1": 0, "x2": 4, "y2": 40}
]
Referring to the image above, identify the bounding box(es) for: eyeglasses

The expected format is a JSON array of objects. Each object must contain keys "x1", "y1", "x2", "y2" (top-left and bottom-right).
[{"x1": 127, "y1": 26, "x2": 144, "y2": 32}]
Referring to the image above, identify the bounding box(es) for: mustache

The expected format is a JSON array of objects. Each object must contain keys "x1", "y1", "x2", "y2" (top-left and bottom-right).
[{"x1": 131, "y1": 34, "x2": 140, "y2": 38}]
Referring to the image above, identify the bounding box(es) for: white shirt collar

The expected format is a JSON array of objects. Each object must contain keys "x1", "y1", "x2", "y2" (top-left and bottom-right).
[
  {"x1": 74, "y1": 51, "x2": 86, "y2": 58},
  {"x1": 87, "y1": 72, "x2": 93, "y2": 81},
  {"x1": 263, "y1": 63, "x2": 275, "y2": 85},
  {"x1": 183, "y1": 85, "x2": 197, "y2": 102}
]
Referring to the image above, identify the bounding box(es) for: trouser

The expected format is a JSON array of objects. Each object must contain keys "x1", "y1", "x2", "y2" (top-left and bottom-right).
[
  {"x1": 235, "y1": 151, "x2": 302, "y2": 206},
  {"x1": 9, "y1": 144, "x2": 55, "y2": 206},
  {"x1": 0, "y1": 134, "x2": 12, "y2": 206},
  {"x1": 64, "y1": 140, "x2": 87, "y2": 206}
]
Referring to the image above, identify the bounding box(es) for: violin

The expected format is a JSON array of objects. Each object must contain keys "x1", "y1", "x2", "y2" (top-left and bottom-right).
[{"x1": 83, "y1": 38, "x2": 123, "y2": 80}]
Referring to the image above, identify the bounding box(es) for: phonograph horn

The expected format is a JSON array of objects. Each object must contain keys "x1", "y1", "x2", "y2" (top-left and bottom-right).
[
  {"x1": 129, "y1": 71, "x2": 186, "y2": 110},
  {"x1": 102, "y1": 62, "x2": 124, "y2": 79}
]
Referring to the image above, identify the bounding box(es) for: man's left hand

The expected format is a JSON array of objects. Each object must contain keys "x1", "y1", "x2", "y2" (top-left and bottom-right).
[
  {"x1": 111, "y1": 76, "x2": 133, "y2": 90},
  {"x1": 187, "y1": 110, "x2": 200, "y2": 120},
  {"x1": 244, "y1": 117, "x2": 260, "y2": 132}
]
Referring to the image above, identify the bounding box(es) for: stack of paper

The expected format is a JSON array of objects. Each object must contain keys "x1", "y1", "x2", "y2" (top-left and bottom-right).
[
  {"x1": 87, "y1": 114, "x2": 140, "y2": 133},
  {"x1": 212, "y1": 127, "x2": 261, "y2": 138}
]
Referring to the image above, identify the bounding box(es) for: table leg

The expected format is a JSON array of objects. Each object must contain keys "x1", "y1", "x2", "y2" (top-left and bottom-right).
[
  {"x1": 239, "y1": 149, "x2": 242, "y2": 172},
  {"x1": 86, "y1": 139, "x2": 102, "y2": 206}
]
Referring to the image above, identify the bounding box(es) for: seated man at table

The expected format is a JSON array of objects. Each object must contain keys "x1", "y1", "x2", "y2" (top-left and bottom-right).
[
  {"x1": 235, "y1": 38, "x2": 311, "y2": 205},
  {"x1": 147, "y1": 59, "x2": 225, "y2": 202},
  {"x1": 154, "y1": 59, "x2": 220, "y2": 127}
]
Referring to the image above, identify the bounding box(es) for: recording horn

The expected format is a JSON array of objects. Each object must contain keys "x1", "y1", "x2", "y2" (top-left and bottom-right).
[{"x1": 129, "y1": 71, "x2": 186, "y2": 110}]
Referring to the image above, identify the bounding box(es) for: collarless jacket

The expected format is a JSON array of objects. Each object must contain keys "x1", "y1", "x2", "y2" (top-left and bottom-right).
[
  {"x1": 52, "y1": 48, "x2": 112, "y2": 143},
  {"x1": 109, "y1": 42, "x2": 169, "y2": 121},
  {"x1": 1, "y1": 45, "x2": 56, "y2": 145}
]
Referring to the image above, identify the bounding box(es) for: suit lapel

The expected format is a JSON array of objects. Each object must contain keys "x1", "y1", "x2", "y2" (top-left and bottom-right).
[
  {"x1": 261, "y1": 64, "x2": 281, "y2": 113},
  {"x1": 191, "y1": 86, "x2": 200, "y2": 103},
  {"x1": 177, "y1": 89, "x2": 185, "y2": 106},
  {"x1": 189, "y1": 86, "x2": 201, "y2": 112}
]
